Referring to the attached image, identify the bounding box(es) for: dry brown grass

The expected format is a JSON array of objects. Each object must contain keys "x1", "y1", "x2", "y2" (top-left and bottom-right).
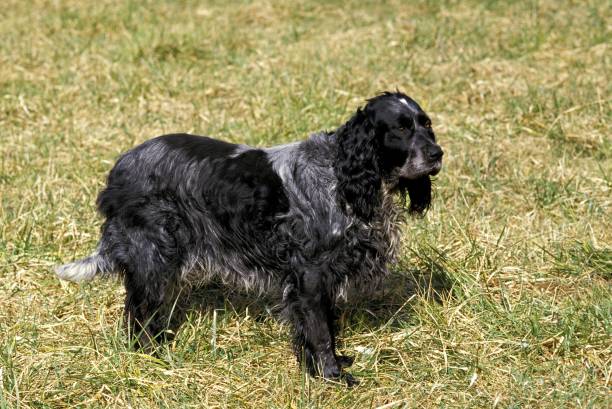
[{"x1": 1, "y1": 0, "x2": 610, "y2": 407}]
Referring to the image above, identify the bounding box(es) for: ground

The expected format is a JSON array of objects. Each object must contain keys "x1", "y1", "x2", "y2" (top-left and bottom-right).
[{"x1": 0, "y1": 0, "x2": 610, "y2": 408}]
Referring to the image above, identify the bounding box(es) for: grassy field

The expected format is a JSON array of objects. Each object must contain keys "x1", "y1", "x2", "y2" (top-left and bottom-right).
[{"x1": 1, "y1": 0, "x2": 610, "y2": 407}]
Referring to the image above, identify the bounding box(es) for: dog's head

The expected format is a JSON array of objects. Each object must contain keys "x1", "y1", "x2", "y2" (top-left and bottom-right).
[{"x1": 336, "y1": 91, "x2": 443, "y2": 220}]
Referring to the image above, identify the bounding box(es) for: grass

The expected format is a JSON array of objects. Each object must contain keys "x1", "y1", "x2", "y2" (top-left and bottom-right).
[{"x1": 0, "y1": 0, "x2": 610, "y2": 407}]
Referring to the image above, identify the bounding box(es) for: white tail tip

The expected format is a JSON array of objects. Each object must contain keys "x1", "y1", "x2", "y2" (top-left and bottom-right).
[{"x1": 55, "y1": 254, "x2": 102, "y2": 282}]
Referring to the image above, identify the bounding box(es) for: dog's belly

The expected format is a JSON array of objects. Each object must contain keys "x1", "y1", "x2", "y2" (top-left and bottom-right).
[
  {"x1": 178, "y1": 247, "x2": 283, "y2": 295},
  {"x1": 177, "y1": 234, "x2": 394, "y2": 303}
]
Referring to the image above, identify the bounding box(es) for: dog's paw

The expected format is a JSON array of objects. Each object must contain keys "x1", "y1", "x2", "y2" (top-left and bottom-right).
[
  {"x1": 322, "y1": 364, "x2": 341, "y2": 380},
  {"x1": 336, "y1": 355, "x2": 354, "y2": 368},
  {"x1": 343, "y1": 372, "x2": 359, "y2": 387},
  {"x1": 322, "y1": 368, "x2": 359, "y2": 387}
]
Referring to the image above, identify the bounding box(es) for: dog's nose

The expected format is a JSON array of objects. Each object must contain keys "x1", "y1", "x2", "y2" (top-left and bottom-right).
[{"x1": 428, "y1": 146, "x2": 444, "y2": 161}]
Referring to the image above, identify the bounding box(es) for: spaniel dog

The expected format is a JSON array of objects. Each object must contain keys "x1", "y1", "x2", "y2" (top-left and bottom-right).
[{"x1": 56, "y1": 91, "x2": 443, "y2": 385}]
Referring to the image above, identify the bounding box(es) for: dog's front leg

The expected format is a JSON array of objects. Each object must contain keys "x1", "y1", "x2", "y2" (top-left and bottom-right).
[{"x1": 284, "y1": 270, "x2": 356, "y2": 385}]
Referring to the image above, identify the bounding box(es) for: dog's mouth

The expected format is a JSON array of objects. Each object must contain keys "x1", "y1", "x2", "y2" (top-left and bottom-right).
[
  {"x1": 428, "y1": 160, "x2": 442, "y2": 176},
  {"x1": 397, "y1": 160, "x2": 442, "y2": 180}
]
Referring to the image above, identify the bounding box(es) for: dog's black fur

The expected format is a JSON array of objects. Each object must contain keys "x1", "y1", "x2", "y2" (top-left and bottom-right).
[{"x1": 56, "y1": 91, "x2": 443, "y2": 385}]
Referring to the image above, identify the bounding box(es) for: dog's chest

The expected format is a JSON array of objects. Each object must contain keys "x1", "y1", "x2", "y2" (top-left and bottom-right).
[{"x1": 349, "y1": 193, "x2": 403, "y2": 263}]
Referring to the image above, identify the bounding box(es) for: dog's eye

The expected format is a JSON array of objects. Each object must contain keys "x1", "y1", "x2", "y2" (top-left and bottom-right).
[{"x1": 417, "y1": 115, "x2": 432, "y2": 129}]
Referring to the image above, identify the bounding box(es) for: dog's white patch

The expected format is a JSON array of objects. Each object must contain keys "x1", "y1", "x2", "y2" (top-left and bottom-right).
[
  {"x1": 282, "y1": 283, "x2": 294, "y2": 301},
  {"x1": 399, "y1": 98, "x2": 410, "y2": 108}
]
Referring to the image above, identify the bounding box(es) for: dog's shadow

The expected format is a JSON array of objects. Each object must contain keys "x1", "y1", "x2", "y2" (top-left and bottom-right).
[
  {"x1": 338, "y1": 267, "x2": 452, "y2": 331},
  {"x1": 180, "y1": 266, "x2": 452, "y2": 333}
]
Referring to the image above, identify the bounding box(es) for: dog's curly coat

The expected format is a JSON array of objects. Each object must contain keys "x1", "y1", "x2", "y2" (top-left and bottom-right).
[{"x1": 57, "y1": 91, "x2": 443, "y2": 385}]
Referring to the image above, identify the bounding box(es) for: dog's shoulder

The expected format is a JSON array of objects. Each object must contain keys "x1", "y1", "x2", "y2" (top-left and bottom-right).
[
  {"x1": 266, "y1": 133, "x2": 357, "y2": 233},
  {"x1": 266, "y1": 132, "x2": 336, "y2": 184}
]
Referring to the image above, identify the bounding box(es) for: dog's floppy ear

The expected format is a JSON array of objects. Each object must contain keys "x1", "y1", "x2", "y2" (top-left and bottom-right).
[
  {"x1": 399, "y1": 176, "x2": 432, "y2": 215},
  {"x1": 335, "y1": 109, "x2": 382, "y2": 221}
]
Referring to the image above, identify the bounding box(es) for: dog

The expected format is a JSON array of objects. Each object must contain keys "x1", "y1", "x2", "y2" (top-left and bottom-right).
[{"x1": 56, "y1": 91, "x2": 443, "y2": 385}]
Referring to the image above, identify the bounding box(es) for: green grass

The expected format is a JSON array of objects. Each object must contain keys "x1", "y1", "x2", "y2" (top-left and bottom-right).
[{"x1": 1, "y1": 0, "x2": 610, "y2": 407}]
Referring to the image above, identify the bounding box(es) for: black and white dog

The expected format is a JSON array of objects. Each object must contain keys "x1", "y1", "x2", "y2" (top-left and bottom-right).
[{"x1": 56, "y1": 91, "x2": 443, "y2": 385}]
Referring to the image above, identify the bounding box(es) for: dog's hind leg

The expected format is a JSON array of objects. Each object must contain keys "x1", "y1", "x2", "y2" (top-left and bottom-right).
[
  {"x1": 123, "y1": 270, "x2": 187, "y2": 350},
  {"x1": 105, "y1": 216, "x2": 188, "y2": 350}
]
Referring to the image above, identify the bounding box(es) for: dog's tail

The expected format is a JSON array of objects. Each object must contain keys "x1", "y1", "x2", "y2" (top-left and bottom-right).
[{"x1": 55, "y1": 249, "x2": 115, "y2": 282}]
